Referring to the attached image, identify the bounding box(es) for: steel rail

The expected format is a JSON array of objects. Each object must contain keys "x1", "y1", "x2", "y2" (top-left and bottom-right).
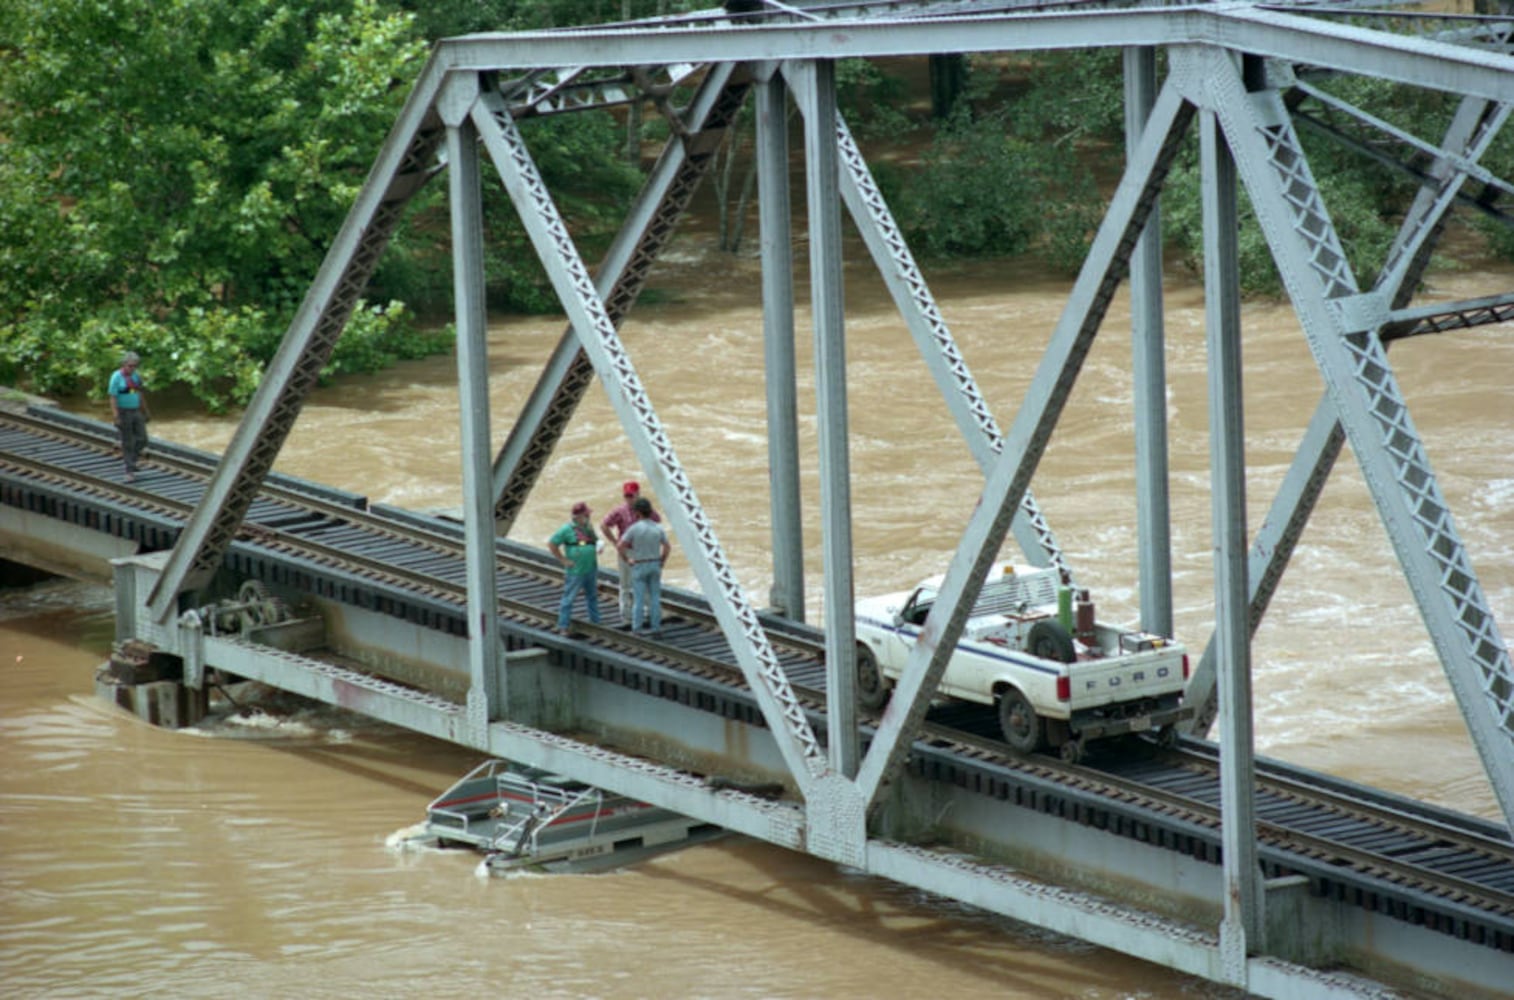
[
  {"x1": 1097, "y1": 746, "x2": 1514, "y2": 915},
  {"x1": 0, "y1": 409, "x2": 828, "y2": 652},
  {"x1": 1176, "y1": 739, "x2": 1514, "y2": 846},
  {"x1": 925, "y1": 724, "x2": 1514, "y2": 917}
]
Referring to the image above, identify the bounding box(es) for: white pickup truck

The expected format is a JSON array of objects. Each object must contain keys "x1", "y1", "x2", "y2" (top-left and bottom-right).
[{"x1": 854, "y1": 565, "x2": 1191, "y2": 761}]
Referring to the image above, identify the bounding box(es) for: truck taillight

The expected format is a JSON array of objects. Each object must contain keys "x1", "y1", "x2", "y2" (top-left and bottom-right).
[
  {"x1": 1056, "y1": 675, "x2": 1070, "y2": 702},
  {"x1": 1182, "y1": 654, "x2": 1190, "y2": 680}
]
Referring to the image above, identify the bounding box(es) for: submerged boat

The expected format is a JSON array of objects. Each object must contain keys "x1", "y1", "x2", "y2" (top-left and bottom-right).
[{"x1": 417, "y1": 759, "x2": 723, "y2": 873}]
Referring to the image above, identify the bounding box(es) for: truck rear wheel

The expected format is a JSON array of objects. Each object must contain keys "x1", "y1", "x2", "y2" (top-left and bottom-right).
[
  {"x1": 997, "y1": 687, "x2": 1044, "y2": 753},
  {"x1": 856, "y1": 645, "x2": 891, "y2": 710}
]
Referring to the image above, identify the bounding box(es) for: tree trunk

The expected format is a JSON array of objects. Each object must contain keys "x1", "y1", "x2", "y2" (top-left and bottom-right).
[
  {"x1": 728, "y1": 157, "x2": 758, "y2": 254},
  {"x1": 623, "y1": 0, "x2": 641, "y2": 163},
  {"x1": 929, "y1": 54, "x2": 967, "y2": 119},
  {"x1": 714, "y1": 129, "x2": 737, "y2": 250}
]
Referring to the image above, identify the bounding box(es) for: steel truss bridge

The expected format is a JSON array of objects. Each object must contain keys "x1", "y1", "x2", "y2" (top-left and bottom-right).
[{"x1": 6, "y1": 2, "x2": 1514, "y2": 996}]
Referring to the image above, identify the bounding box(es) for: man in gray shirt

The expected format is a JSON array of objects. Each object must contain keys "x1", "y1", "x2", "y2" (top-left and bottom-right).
[{"x1": 616, "y1": 497, "x2": 671, "y2": 635}]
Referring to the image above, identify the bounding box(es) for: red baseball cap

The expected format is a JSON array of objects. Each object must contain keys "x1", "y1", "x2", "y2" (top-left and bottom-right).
[
  {"x1": 621, "y1": 480, "x2": 640, "y2": 496},
  {"x1": 571, "y1": 501, "x2": 590, "y2": 516}
]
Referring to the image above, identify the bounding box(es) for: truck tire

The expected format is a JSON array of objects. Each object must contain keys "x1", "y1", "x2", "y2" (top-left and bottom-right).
[
  {"x1": 856, "y1": 645, "x2": 891, "y2": 710},
  {"x1": 998, "y1": 687, "x2": 1044, "y2": 753},
  {"x1": 1027, "y1": 620, "x2": 1076, "y2": 663}
]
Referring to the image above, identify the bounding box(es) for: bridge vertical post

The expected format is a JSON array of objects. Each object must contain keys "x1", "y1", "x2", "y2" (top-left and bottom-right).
[
  {"x1": 442, "y1": 71, "x2": 503, "y2": 745},
  {"x1": 1124, "y1": 46, "x2": 1174, "y2": 639},
  {"x1": 757, "y1": 70, "x2": 806, "y2": 623},
  {"x1": 797, "y1": 58, "x2": 859, "y2": 779},
  {"x1": 1201, "y1": 103, "x2": 1263, "y2": 978}
]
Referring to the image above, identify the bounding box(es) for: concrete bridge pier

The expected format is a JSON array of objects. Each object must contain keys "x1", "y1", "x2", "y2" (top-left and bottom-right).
[{"x1": 93, "y1": 636, "x2": 209, "y2": 729}]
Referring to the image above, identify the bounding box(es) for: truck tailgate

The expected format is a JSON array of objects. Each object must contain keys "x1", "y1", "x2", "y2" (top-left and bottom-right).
[{"x1": 1066, "y1": 651, "x2": 1184, "y2": 711}]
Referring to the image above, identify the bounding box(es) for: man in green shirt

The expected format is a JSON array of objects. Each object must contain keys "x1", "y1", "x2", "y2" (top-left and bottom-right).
[{"x1": 548, "y1": 501, "x2": 601, "y2": 634}]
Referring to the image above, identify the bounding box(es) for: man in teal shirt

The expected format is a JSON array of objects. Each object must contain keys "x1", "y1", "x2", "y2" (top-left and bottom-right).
[
  {"x1": 107, "y1": 350, "x2": 150, "y2": 482},
  {"x1": 548, "y1": 501, "x2": 601, "y2": 634}
]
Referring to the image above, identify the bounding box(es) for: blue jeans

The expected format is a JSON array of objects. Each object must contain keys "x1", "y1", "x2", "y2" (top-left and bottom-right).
[
  {"x1": 557, "y1": 572, "x2": 601, "y2": 630},
  {"x1": 631, "y1": 562, "x2": 662, "y2": 632}
]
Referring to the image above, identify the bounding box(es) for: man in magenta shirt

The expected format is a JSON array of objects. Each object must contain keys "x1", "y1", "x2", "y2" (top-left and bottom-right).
[{"x1": 601, "y1": 480, "x2": 660, "y2": 626}]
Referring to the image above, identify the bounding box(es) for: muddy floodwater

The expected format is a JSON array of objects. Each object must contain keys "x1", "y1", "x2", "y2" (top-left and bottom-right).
[{"x1": 2, "y1": 242, "x2": 1510, "y2": 997}]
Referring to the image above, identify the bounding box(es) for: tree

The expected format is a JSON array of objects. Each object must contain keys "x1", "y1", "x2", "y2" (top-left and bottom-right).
[
  {"x1": 399, "y1": 0, "x2": 697, "y2": 38},
  {"x1": 894, "y1": 106, "x2": 1047, "y2": 260},
  {"x1": 0, "y1": 0, "x2": 440, "y2": 409}
]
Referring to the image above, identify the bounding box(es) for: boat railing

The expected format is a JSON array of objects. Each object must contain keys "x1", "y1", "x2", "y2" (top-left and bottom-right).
[
  {"x1": 425, "y1": 759, "x2": 618, "y2": 858},
  {"x1": 424, "y1": 758, "x2": 515, "y2": 840},
  {"x1": 490, "y1": 782, "x2": 603, "y2": 858}
]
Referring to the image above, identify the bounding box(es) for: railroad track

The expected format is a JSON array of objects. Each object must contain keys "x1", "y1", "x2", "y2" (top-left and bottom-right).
[
  {"x1": 4, "y1": 404, "x2": 1511, "y2": 930},
  {"x1": 0, "y1": 406, "x2": 824, "y2": 652}
]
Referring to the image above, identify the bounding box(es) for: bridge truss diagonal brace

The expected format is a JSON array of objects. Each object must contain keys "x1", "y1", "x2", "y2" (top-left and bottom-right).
[
  {"x1": 1388, "y1": 290, "x2": 1514, "y2": 336},
  {"x1": 779, "y1": 61, "x2": 1070, "y2": 581},
  {"x1": 1185, "y1": 93, "x2": 1512, "y2": 737},
  {"x1": 465, "y1": 85, "x2": 831, "y2": 798},
  {"x1": 854, "y1": 78, "x2": 1196, "y2": 809},
  {"x1": 146, "y1": 61, "x2": 452, "y2": 623},
  {"x1": 1291, "y1": 82, "x2": 1514, "y2": 253},
  {"x1": 1377, "y1": 101, "x2": 1513, "y2": 310},
  {"x1": 1187, "y1": 47, "x2": 1514, "y2": 829},
  {"x1": 488, "y1": 64, "x2": 746, "y2": 532}
]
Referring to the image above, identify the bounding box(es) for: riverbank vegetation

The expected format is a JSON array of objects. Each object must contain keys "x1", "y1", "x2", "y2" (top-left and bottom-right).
[{"x1": 1, "y1": 0, "x2": 1497, "y2": 412}]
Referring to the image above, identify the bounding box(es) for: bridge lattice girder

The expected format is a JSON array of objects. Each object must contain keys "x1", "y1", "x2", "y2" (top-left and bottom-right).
[{"x1": 147, "y1": 0, "x2": 1514, "y2": 884}]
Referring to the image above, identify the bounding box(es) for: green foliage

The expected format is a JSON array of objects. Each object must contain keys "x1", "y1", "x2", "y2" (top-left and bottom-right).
[
  {"x1": 327, "y1": 300, "x2": 451, "y2": 378},
  {"x1": 836, "y1": 58, "x2": 913, "y2": 142},
  {"x1": 0, "y1": 0, "x2": 435, "y2": 409},
  {"x1": 1477, "y1": 212, "x2": 1514, "y2": 259},
  {"x1": 857, "y1": 49, "x2": 1120, "y2": 272},
  {"x1": 156, "y1": 309, "x2": 273, "y2": 413},
  {"x1": 401, "y1": 0, "x2": 701, "y2": 39},
  {"x1": 1011, "y1": 49, "x2": 1128, "y2": 150},
  {"x1": 895, "y1": 108, "x2": 1044, "y2": 259},
  {"x1": 884, "y1": 79, "x2": 1107, "y2": 271}
]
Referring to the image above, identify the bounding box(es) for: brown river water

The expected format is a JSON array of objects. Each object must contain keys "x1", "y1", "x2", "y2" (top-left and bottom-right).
[{"x1": 2, "y1": 239, "x2": 1510, "y2": 997}]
